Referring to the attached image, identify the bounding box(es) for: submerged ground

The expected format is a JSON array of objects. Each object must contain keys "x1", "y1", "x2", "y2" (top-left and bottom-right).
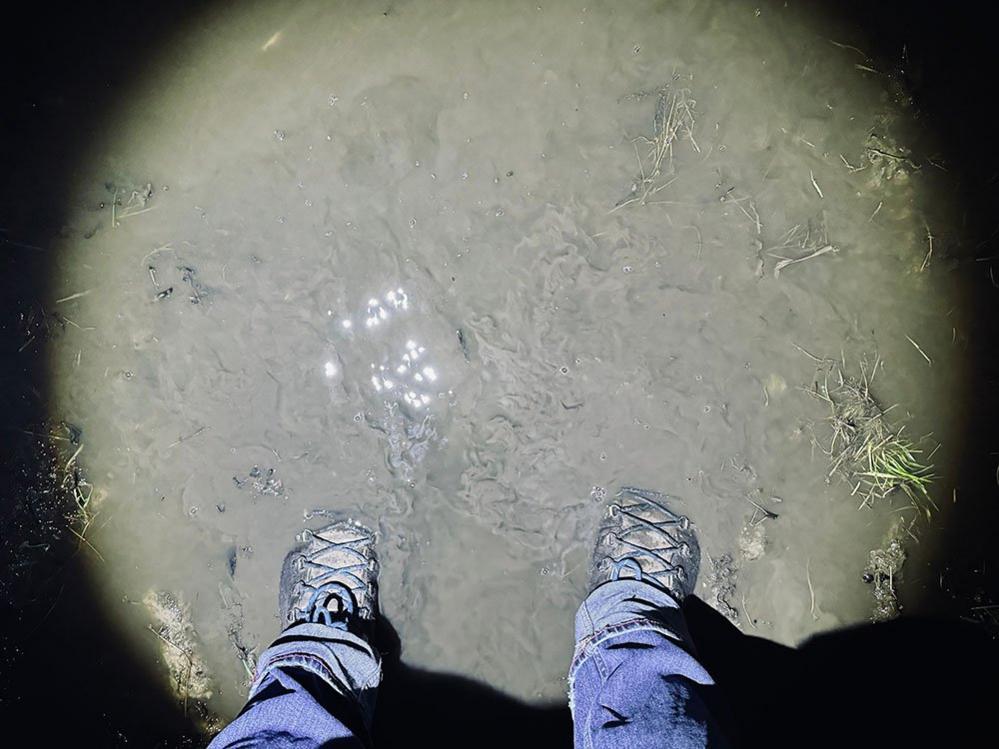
[{"x1": 37, "y1": 0, "x2": 967, "y2": 720}]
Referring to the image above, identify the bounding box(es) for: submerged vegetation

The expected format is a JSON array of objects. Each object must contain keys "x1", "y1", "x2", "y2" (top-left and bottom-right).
[
  {"x1": 614, "y1": 76, "x2": 699, "y2": 211},
  {"x1": 802, "y1": 350, "x2": 937, "y2": 518}
]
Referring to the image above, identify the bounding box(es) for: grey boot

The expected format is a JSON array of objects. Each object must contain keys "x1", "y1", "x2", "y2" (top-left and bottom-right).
[
  {"x1": 590, "y1": 487, "x2": 700, "y2": 601},
  {"x1": 279, "y1": 518, "x2": 379, "y2": 636}
]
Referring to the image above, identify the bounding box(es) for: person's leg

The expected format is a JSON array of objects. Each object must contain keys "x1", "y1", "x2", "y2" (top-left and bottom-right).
[
  {"x1": 210, "y1": 520, "x2": 382, "y2": 749},
  {"x1": 568, "y1": 488, "x2": 729, "y2": 749}
]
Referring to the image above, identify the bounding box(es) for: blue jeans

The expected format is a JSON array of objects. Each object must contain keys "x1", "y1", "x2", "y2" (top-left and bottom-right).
[{"x1": 209, "y1": 580, "x2": 723, "y2": 748}]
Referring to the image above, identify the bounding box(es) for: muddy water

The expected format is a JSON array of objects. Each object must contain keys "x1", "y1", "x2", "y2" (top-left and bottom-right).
[{"x1": 48, "y1": 0, "x2": 965, "y2": 716}]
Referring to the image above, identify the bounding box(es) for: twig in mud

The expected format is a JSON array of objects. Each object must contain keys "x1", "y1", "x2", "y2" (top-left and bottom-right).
[
  {"x1": 919, "y1": 223, "x2": 935, "y2": 272},
  {"x1": 766, "y1": 219, "x2": 838, "y2": 278},
  {"x1": 926, "y1": 156, "x2": 948, "y2": 172},
  {"x1": 742, "y1": 593, "x2": 758, "y2": 629},
  {"x1": 64, "y1": 443, "x2": 84, "y2": 472},
  {"x1": 55, "y1": 290, "x2": 93, "y2": 304},
  {"x1": 68, "y1": 525, "x2": 104, "y2": 562},
  {"x1": 866, "y1": 146, "x2": 908, "y2": 162},
  {"x1": 146, "y1": 624, "x2": 194, "y2": 715},
  {"x1": 809, "y1": 170, "x2": 824, "y2": 198},
  {"x1": 117, "y1": 205, "x2": 158, "y2": 221},
  {"x1": 148, "y1": 624, "x2": 192, "y2": 657},
  {"x1": 839, "y1": 153, "x2": 866, "y2": 172},
  {"x1": 10, "y1": 428, "x2": 69, "y2": 442},
  {"x1": 733, "y1": 198, "x2": 762, "y2": 236},
  {"x1": 60, "y1": 315, "x2": 95, "y2": 332},
  {"x1": 168, "y1": 425, "x2": 209, "y2": 449},
  {"x1": 828, "y1": 39, "x2": 870, "y2": 60},
  {"x1": 869, "y1": 201, "x2": 883, "y2": 222},
  {"x1": 772, "y1": 244, "x2": 837, "y2": 278},
  {"x1": 231, "y1": 633, "x2": 256, "y2": 681},
  {"x1": 806, "y1": 558, "x2": 819, "y2": 620},
  {"x1": 742, "y1": 494, "x2": 779, "y2": 522},
  {"x1": 905, "y1": 335, "x2": 932, "y2": 366},
  {"x1": 792, "y1": 342, "x2": 826, "y2": 363}
]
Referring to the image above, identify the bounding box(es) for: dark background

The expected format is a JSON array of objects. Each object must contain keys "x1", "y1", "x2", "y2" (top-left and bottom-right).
[{"x1": 2, "y1": 1, "x2": 997, "y2": 744}]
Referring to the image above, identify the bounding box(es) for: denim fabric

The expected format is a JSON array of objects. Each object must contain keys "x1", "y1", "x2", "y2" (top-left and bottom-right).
[
  {"x1": 208, "y1": 622, "x2": 380, "y2": 749},
  {"x1": 569, "y1": 579, "x2": 723, "y2": 749},
  {"x1": 211, "y1": 581, "x2": 722, "y2": 748}
]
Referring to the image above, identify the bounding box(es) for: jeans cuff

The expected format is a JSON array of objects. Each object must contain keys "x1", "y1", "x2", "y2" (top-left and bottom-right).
[
  {"x1": 569, "y1": 579, "x2": 693, "y2": 679},
  {"x1": 250, "y1": 622, "x2": 382, "y2": 702}
]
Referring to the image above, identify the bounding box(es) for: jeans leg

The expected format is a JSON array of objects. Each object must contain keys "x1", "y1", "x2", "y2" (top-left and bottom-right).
[
  {"x1": 568, "y1": 580, "x2": 726, "y2": 749},
  {"x1": 209, "y1": 623, "x2": 381, "y2": 749}
]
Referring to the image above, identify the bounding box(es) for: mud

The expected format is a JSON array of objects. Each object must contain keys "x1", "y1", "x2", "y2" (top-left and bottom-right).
[{"x1": 41, "y1": 0, "x2": 968, "y2": 719}]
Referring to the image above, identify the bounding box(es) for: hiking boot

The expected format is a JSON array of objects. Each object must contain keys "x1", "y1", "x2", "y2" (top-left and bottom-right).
[
  {"x1": 590, "y1": 487, "x2": 699, "y2": 601},
  {"x1": 279, "y1": 518, "x2": 379, "y2": 635}
]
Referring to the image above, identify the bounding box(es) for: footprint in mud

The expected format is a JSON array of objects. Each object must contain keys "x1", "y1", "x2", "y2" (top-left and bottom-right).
[{"x1": 704, "y1": 554, "x2": 740, "y2": 626}]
